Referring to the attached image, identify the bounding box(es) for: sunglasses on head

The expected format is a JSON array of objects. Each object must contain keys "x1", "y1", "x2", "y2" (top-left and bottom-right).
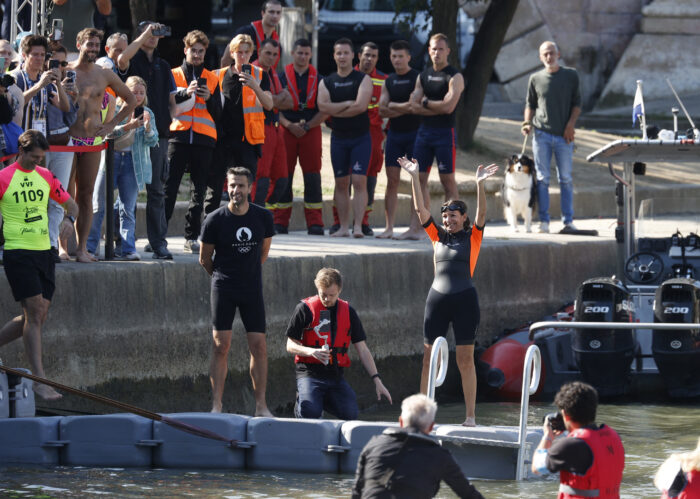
[{"x1": 441, "y1": 203, "x2": 464, "y2": 214}]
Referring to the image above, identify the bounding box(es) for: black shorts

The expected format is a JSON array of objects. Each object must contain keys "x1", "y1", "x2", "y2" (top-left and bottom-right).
[
  {"x1": 3, "y1": 249, "x2": 56, "y2": 302},
  {"x1": 211, "y1": 285, "x2": 266, "y2": 333},
  {"x1": 424, "y1": 286, "x2": 479, "y2": 346}
]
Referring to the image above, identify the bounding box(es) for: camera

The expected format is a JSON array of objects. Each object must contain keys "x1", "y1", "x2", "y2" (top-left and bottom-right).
[
  {"x1": 151, "y1": 25, "x2": 171, "y2": 37},
  {"x1": 544, "y1": 412, "x2": 566, "y2": 432},
  {"x1": 66, "y1": 70, "x2": 76, "y2": 84},
  {"x1": 51, "y1": 19, "x2": 63, "y2": 41},
  {"x1": 0, "y1": 73, "x2": 15, "y2": 89},
  {"x1": 49, "y1": 59, "x2": 61, "y2": 70}
]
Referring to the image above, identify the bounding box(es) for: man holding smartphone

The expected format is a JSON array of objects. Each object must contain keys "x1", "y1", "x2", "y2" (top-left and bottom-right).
[{"x1": 166, "y1": 30, "x2": 221, "y2": 254}]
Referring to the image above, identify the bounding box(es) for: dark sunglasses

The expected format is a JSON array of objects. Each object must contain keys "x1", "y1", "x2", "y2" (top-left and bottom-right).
[
  {"x1": 49, "y1": 60, "x2": 69, "y2": 67},
  {"x1": 441, "y1": 203, "x2": 465, "y2": 214}
]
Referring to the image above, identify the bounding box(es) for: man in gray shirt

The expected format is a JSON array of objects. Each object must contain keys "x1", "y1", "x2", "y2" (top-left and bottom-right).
[{"x1": 522, "y1": 41, "x2": 581, "y2": 234}]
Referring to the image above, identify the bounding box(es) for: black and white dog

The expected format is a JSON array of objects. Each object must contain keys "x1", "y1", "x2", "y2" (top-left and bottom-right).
[{"x1": 502, "y1": 154, "x2": 536, "y2": 232}]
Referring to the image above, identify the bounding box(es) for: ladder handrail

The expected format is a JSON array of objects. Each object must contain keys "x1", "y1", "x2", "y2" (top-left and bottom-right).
[
  {"x1": 515, "y1": 344, "x2": 541, "y2": 481},
  {"x1": 427, "y1": 336, "x2": 448, "y2": 401}
]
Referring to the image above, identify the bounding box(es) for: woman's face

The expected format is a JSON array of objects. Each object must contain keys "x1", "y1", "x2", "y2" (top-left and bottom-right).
[
  {"x1": 129, "y1": 83, "x2": 146, "y2": 106},
  {"x1": 442, "y1": 209, "x2": 467, "y2": 234},
  {"x1": 0, "y1": 41, "x2": 12, "y2": 71}
]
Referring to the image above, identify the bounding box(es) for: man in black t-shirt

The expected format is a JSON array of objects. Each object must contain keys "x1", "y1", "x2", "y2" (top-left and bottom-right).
[
  {"x1": 220, "y1": 0, "x2": 282, "y2": 69},
  {"x1": 410, "y1": 33, "x2": 464, "y2": 210},
  {"x1": 378, "y1": 39, "x2": 422, "y2": 240},
  {"x1": 199, "y1": 167, "x2": 275, "y2": 416},
  {"x1": 285, "y1": 267, "x2": 391, "y2": 420}
]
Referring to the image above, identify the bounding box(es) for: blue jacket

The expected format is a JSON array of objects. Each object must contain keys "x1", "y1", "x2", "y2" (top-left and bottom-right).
[{"x1": 109, "y1": 105, "x2": 159, "y2": 190}]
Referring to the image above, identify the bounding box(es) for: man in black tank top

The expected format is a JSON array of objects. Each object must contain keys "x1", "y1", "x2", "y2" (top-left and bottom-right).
[
  {"x1": 317, "y1": 38, "x2": 373, "y2": 238},
  {"x1": 378, "y1": 39, "x2": 422, "y2": 240},
  {"x1": 410, "y1": 34, "x2": 464, "y2": 213}
]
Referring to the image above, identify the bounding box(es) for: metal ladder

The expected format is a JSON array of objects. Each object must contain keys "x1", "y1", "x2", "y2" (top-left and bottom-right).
[{"x1": 426, "y1": 336, "x2": 542, "y2": 480}]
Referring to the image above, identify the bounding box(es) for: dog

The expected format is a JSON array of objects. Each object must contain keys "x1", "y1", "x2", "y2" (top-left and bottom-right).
[{"x1": 503, "y1": 154, "x2": 536, "y2": 232}]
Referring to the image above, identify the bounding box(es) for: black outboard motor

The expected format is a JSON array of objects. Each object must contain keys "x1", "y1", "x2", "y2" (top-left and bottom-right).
[
  {"x1": 572, "y1": 277, "x2": 635, "y2": 397},
  {"x1": 652, "y1": 278, "x2": 700, "y2": 397}
]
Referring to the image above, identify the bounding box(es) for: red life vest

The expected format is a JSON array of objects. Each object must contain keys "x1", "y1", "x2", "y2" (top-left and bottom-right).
[
  {"x1": 662, "y1": 469, "x2": 700, "y2": 499},
  {"x1": 284, "y1": 63, "x2": 318, "y2": 111},
  {"x1": 294, "y1": 295, "x2": 351, "y2": 367},
  {"x1": 559, "y1": 425, "x2": 625, "y2": 499},
  {"x1": 251, "y1": 20, "x2": 280, "y2": 69}
]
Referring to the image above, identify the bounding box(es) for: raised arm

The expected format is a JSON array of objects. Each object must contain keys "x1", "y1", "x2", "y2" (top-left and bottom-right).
[
  {"x1": 398, "y1": 156, "x2": 431, "y2": 225},
  {"x1": 117, "y1": 24, "x2": 154, "y2": 71},
  {"x1": 474, "y1": 164, "x2": 498, "y2": 227}
]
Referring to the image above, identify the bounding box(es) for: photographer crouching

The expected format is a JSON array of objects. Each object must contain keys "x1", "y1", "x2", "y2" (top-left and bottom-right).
[{"x1": 532, "y1": 381, "x2": 625, "y2": 498}]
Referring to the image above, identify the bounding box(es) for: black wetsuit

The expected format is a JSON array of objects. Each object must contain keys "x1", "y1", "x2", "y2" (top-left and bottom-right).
[{"x1": 422, "y1": 217, "x2": 483, "y2": 345}]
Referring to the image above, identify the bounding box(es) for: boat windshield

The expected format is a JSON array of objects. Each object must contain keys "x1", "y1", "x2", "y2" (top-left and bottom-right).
[{"x1": 637, "y1": 197, "x2": 700, "y2": 238}]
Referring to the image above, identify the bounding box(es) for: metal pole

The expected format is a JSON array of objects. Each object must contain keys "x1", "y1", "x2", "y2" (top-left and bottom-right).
[
  {"x1": 426, "y1": 336, "x2": 448, "y2": 401},
  {"x1": 104, "y1": 140, "x2": 115, "y2": 260},
  {"x1": 311, "y1": 0, "x2": 318, "y2": 66},
  {"x1": 623, "y1": 162, "x2": 633, "y2": 264},
  {"x1": 10, "y1": 0, "x2": 18, "y2": 40},
  {"x1": 515, "y1": 345, "x2": 541, "y2": 481}
]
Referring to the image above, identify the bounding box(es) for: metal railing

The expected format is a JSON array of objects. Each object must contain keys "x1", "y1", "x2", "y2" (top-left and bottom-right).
[
  {"x1": 426, "y1": 336, "x2": 448, "y2": 401},
  {"x1": 528, "y1": 321, "x2": 700, "y2": 341},
  {"x1": 515, "y1": 344, "x2": 541, "y2": 481}
]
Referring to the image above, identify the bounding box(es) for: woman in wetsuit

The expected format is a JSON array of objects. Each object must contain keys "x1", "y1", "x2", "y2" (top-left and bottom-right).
[{"x1": 399, "y1": 156, "x2": 498, "y2": 426}]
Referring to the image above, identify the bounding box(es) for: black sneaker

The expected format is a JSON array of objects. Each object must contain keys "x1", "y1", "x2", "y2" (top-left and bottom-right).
[
  {"x1": 144, "y1": 243, "x2": 154, "y2": 253},
  {"x1": 274, "y1": 224, "x2": 288, "y2": 234},
  {"x1": 152, "y1": 247, "x2": 173, "y2": 260},
  {"x1": 307, "y1": 225, "x2": 324, "y2": 236},
  {"x1": 329, "y1": 224, "x2": 340, "y2": 235},
  {"x1": 184, "y1": 239, "x2": 200, "y2": 253},
  {"x1": 361, "y1": 224, "x2": 374, "y2": 236}
]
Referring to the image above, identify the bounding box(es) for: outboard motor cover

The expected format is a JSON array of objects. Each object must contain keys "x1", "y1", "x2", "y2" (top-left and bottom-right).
[
  {"x1": 573, "y1": 277, "x2": 635, "y2": 396},
  {"x1": 652, "y1": 278, "x2": 700, "y2": 397}
]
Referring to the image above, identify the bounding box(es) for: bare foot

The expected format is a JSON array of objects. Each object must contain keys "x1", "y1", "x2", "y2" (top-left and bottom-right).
[
  {"x1": 331, "y1": 229, "x2": 351, "y2": 238},
  {"x1": 255, "y1": 407, "x2": 274, "y2": 417},
  {"x1": 462, "y1": 417, "x2": 476, "y2": 427},
  {"x1": 211, "y1": 402, "x2": 223, "y2": 413},
  {"x1": 75, "y1": 250, "x2": 97, "y2": 263},
  {"x1": 58, "y1": 251, "x2": 70, "y2": 261},
  {"x1": 394, "y1": 229, "x2": 424, "y2": 241},
  {"x1": 34, "y1": 383, "x2": 63, "y2": 401},
  {"x1": 352, "y1": 227, "x2": 364, "y2": 239},
  {"x1": 376, "y1": 228, "x2": 394, "y2": 239}
]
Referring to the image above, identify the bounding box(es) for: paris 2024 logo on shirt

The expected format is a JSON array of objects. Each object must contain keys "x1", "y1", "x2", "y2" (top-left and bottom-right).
[{"x1": 234, "y1": 227, "x2": 256, "y2": 254}]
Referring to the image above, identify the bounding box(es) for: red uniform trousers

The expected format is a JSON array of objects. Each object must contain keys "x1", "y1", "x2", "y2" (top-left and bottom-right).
[
  {"x1": 332, "y1": 124, "x2": 385, "y2": 227},
  {"x1": 252, "y1": 123, "x2": 288, "y2": 212},
  {"x1": 276, "y1": 125, "x2": 323, "y2": 227}
]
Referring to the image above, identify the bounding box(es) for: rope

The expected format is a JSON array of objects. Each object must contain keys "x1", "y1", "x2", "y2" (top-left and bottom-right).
[
  {"x1": 0, "y1": 143, "x2": 109, "y2": 163},
  {"x1": 0, "y1": 365, "x2": 240, "y2": 447}
]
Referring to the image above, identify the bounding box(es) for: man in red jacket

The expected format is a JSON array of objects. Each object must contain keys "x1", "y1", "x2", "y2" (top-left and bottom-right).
[{"x1": 532, "y1": 381, "x2": 625, "y2": 498}]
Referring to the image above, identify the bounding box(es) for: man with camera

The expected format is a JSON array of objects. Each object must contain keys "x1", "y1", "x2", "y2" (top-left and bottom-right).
[
  {"x1": 165, "y1": 30, "x2": 221, "y2": 255},
  {"x1": 221, "y1": 0, "x2": 283, "y2": 69},
  {"x1": 532, "y1": 381, "x2": 625, "y2": 498}
]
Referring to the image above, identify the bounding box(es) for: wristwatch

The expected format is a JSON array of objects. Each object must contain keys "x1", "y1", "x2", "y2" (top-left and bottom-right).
[{"x1": 65, "y1": 215, "x2": 75, "y2": 224}]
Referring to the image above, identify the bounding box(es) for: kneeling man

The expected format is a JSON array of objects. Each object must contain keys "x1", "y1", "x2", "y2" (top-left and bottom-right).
[{"x1": 286, "y1": 267, "x2": 392, "y2": 419}]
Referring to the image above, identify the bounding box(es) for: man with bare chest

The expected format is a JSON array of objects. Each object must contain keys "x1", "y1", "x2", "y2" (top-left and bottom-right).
[{"x1": 69, "y1": 28, "x2": 136, "y2": 263}]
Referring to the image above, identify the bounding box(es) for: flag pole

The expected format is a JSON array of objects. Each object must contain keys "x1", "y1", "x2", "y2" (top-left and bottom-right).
[{"x1": 636, "y1": 80, "x2": 647, "y2": 140}]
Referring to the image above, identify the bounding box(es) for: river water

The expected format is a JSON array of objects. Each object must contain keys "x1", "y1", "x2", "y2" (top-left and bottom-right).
[{"x1": 1, "y1": 401, "x2": 698, "y2": 498}]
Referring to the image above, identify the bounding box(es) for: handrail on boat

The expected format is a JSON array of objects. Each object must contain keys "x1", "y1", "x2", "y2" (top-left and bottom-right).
[
  {"x1": 515, "y1": 344, "x2": 541, "y2": 481},
  {"x1": 528, "y1": 321, "x2": 700, "y2": 341},
  {"x1": 427, "y1": 336, "x2": 449, "y2": 401}
]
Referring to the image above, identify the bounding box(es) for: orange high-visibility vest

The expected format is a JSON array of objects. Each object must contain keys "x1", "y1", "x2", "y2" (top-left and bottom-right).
[
  {"x1": 215, "y1": 65, "x2": 265, "y2": 145},
  {"x1": 170, "y1": 67, "x2": 218, "y2": 140}
]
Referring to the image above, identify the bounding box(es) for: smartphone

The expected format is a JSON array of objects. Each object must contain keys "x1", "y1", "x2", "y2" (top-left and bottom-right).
[
  {"x1": 49, "y1": 59, "x2": 61, "y2": 70},
  {"x1": 241, "y1": 64, "x2": 251, "y2": 75},
  {"x1": 134, "y1": 106, "x2": 144, "y2": 118},
  {"x1": 51, "y1": 19, "x2": 63, "y2": 40},
  {"x1": 196, "y1": 77, "x2": 207, "y2": 88},
  {"x1": 151, "y1": 25, "x2": 171, "y2": 37},
  {"x1": 66, "y1": 69, "x2": 76, "y2": 84}
]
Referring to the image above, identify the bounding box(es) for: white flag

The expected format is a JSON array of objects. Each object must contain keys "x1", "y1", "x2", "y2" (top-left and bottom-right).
[{"x1": 633, "y1": 82, "x2": 645, "y2": 127}]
